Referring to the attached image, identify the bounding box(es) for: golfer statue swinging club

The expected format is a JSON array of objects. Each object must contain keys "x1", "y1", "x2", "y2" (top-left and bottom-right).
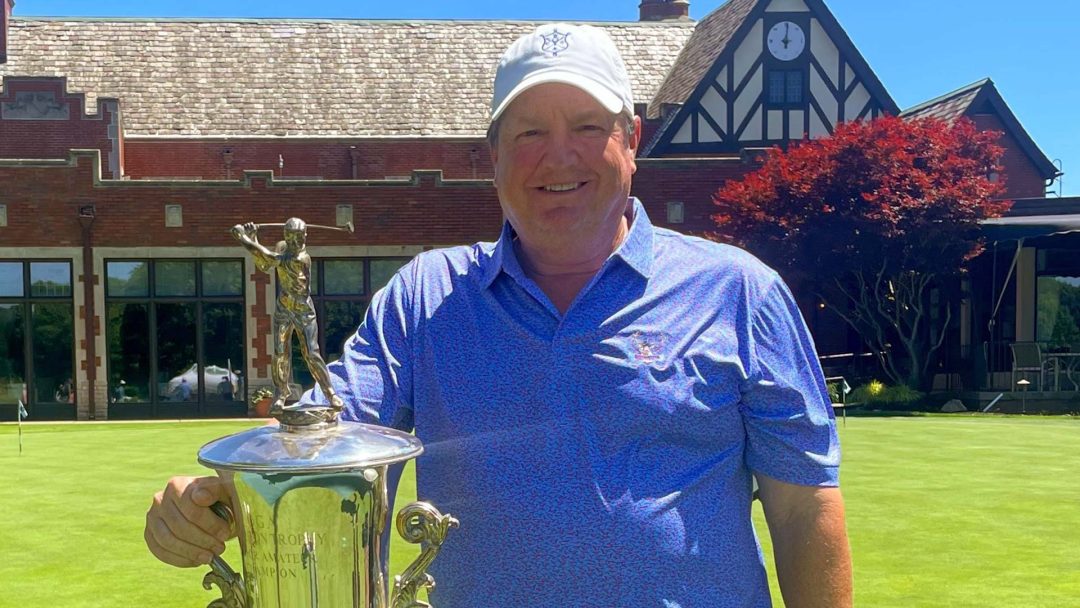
[{"x1": 231, "y1": 218, "x2": 345, "y2": 417}]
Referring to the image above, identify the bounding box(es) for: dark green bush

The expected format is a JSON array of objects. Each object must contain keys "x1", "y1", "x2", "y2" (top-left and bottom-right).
[
  {"x1": 849, "y1": 381, "x2": 926, "y2": 411},
  {"x1": 826, "y1": 380, "x2": 843, "y2": 403}
]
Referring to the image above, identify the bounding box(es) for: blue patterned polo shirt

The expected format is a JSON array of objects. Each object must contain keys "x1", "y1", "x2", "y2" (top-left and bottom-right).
[{"x1": 318, "y1": 198, "x2": 840, "y2": 607}]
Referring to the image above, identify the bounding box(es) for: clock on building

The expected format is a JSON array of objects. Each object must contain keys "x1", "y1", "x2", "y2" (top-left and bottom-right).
[{"x1": 767, "y1": 21, "x2": 806, "y2": 61}]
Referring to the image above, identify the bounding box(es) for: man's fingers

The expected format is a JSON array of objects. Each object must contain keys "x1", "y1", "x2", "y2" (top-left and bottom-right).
[
  {"x1": 188, "y1": 477, "x2": 228, "y2": 507},
  {"x1": 145, "y1": 508, "x2": 215, "y2": 568},
  {"x1": 183, "y1": 479, "x2": 233, "y2": 542},
  {"x1": 144, "y1": 522, "x2": 205, "y2": 568},
  {"x1": 163, "y1": 498, "x2": 228, "y2": 556},
  {"x1": 144, "y1": 476, "x2": 231, "y2": 570}
]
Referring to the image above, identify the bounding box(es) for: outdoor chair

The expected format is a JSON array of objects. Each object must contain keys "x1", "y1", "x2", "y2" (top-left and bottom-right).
[
  {"x1": 1047, "y1": 344, "x2": 1080, "y2": 391},
  {"x1": 1009, "y1": 342, "x2": 1051, "y2": 391},
  {"x1": 825, "y1": 375, "x2": 857, "y2": 426}
]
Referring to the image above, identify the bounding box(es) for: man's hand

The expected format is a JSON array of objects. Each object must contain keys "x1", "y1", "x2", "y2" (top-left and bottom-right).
[
  {"x1": 144, "y1": 476, "x2": 233, "y2": 568},
  {"x1": 757, "y1": 474, "x2": 853, "y2": 608},
  {"x1": 230, "y1": 222, "x2": 259, "y2": 244}
]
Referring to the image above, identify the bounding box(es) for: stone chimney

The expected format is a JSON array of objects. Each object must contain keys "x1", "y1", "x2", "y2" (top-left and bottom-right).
[
  {"x1": 640, "y1": 0, "x2": 690, "y2": 21},
  {"x1": 0, "y1": 0, "x2": 13, "y2": 64}
]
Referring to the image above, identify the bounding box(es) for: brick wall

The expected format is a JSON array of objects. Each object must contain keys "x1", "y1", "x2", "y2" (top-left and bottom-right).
[
  {"x1": 250, "y1": 270, "x2": 272, "y2": 378},
  {"x1": 0, "y1": 77, "x2": 122, "y2": 178},
  {"x1": 0, "y1": 0, "x2": 11, "y2": 64},
  {"x1": 124, "y1": 137, "x2": 495, "y2": 181},
  {"x1": 971, "y1": 113, "x2": 1048, "y2": 199},
  {"x1": 0, "y1": 152, "x2": 505, "y2": 248},
  {"x1": 633, "y1": 157, "x2": 759, "y2": 235},
  {"x1": 1, "y1": 150, "x2": 762, "y2": 246}
]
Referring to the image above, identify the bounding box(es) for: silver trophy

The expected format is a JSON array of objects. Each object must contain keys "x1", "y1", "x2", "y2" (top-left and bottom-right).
[{"x1": 193, "y1": 219, "x2": 457, "y2": 608}]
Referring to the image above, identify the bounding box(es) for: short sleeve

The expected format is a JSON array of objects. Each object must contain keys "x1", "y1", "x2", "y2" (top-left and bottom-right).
[
  {"x1": 740, "y1": 276, "x2": 840, "y2": 486},
  {"x1": 301, "y1": 265, "x2": 415, "y2": 431}
]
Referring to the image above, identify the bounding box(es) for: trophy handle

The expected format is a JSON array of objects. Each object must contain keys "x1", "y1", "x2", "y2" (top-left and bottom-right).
[
  {"x1": 390, "y1": 502, "x2": 459, "y2": 608},
  {"x1": 201, "y1": 502, "x2": 247, "y2": 608}
]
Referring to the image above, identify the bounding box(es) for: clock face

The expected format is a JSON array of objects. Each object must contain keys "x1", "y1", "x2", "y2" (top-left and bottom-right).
[{"x1": 767, "y1": 21, "x2": 806, "y2": 61}]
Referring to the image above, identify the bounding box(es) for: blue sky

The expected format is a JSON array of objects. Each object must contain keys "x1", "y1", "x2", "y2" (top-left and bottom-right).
[{"x1": 16, "y1": 0, "x2": 1079, "y2": 195}]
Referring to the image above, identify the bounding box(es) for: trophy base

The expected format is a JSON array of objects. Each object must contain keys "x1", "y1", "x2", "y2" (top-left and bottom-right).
[{"x1": 276, "y1": 405, "x2": 340, "y2": 431}]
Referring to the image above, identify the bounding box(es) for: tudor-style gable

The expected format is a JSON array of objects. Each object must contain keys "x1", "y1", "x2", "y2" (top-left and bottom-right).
[
  {"x1": 902, "y1": 79, "x2": 1061, "y2": 199},
  {"x1": 644, "y1": 0, "x2": 899, "y2": 156}
]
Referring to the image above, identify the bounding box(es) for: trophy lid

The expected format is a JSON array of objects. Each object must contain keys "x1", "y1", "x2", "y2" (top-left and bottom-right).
[{"x1": 198, "y1": 419, "x2": 423, "y2": 474}]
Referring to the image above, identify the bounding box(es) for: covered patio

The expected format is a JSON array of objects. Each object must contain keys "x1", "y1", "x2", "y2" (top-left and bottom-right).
[{"x1": 967, "y1": 201, "x2": 1080, "y2": 403}]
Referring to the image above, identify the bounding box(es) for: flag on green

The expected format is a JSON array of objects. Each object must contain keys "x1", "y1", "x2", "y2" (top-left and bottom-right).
[{"x1": 17, "y1": 399, "x2": 27, "y2": 455}]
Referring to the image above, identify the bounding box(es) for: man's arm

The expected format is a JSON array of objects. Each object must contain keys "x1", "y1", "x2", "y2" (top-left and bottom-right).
[
  {"x1": 230, "y1": 222, "x2": 279, "y2": 271},
  {"x1": 756, "y1": 473, "x2": 852, "y2": 608}
]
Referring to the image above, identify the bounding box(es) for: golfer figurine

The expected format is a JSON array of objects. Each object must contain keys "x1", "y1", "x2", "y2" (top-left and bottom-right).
[{"x1": 231, "y1": 218, "x2": 346, "y2": 417}]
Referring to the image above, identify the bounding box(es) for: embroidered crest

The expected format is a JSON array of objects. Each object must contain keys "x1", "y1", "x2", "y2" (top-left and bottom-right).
[
  {"x1": 541, "y1": 30, "x2": 571, "y2": 56},
  {"x1": 631, "y1": 331, "x2": 665, "y2": 364}
]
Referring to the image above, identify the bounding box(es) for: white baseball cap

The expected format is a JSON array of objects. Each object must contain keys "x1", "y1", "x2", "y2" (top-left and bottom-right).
[{"x1": 491, "y1": 23, "x2": 634, "y2": 123}]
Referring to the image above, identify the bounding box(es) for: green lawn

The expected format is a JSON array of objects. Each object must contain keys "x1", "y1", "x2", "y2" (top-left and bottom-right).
[{"x1": 1, "y1": 416, "x2": 1077, "y2": 607}]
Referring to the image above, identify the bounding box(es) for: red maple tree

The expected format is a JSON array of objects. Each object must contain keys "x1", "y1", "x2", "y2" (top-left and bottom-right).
[{"x1": 712, "y1": 115, "x2": 1010, "y2": 389}]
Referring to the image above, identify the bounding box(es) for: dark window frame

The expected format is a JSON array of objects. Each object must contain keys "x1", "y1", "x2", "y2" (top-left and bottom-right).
[
  {"x1": 286, "y1": 257, "x2": 410, "y2": 387},
  {"x1": 765, "y1": 68, "x2": 806, "y2": 108},
  {"x1": 1034, "y1": 248, "x2": 1080, "y2": 346},
  {"x1": 104, "y1": 258, "x2": 245, "y2": 414},
  {"x1": 0, "y1": 260, "x2": 75, "y2": 414}
]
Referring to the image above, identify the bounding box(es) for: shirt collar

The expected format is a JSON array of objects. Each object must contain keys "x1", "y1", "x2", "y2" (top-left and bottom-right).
[
  {"x1": 479, "y1": 220, "x2": 525, "y2": 288},
  {"x1": 613, "y1": 198, "x2": 655, "y2": 279},
  {"x1": 479, "y1": 197, "x2": 655, "y2": 289}
]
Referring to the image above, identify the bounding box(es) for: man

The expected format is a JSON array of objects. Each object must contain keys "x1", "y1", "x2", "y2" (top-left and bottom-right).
[
  {"x1": 145, "y1": 24, "x2": 851, "y2": 607},
  {"x1": 174, "y1": 377, "x2": 192, "y2": 401},
  {"x1": 215, "y1": 375, "x2": 234, "y2": 401},
  {"x1": 230, "y1": 218, "x2": 344, "y2": 413}
]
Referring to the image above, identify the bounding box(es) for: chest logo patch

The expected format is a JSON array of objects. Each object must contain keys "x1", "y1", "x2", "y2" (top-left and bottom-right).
[{"x1": 631, "y1": 331, "x2": 665, "y2": 365}]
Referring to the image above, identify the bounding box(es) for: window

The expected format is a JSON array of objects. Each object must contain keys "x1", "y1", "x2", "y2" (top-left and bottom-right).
[
  {"x1": 767, "y1": 70, "x2": 803, "y2": 106},
  {"x1": 0, "y1": 261, "x2": 75, "y2": 418},
  {"x1": 1036, "y1": 277, "x2": 1080, "y2": 346},
  {"x1": 1036, "y1": 249, "x2": 1080, "y2": 347},
  {"x1": 105, "y1": 259, "x2": 244, "y2": 413},
  {"x1": 666, "y1": 201, "x2": 685, "y2": 224}
]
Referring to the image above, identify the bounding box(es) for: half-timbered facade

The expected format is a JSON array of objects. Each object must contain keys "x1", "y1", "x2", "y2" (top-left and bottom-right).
[
  {"x1": 645, "y1": 0, "x2": 897, "y2": 156},
  {"x1": 0, "y1": 0, "x2": 1067, "y2": 419}
]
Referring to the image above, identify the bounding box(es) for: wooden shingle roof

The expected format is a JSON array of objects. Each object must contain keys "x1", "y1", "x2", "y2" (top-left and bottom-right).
[
  {"x1": 902, "y1": 78, "x2": 1059, "y2": 181},
  {"x1": 647, "y1": 0, "x2": 757, "y2": 119},
  {"x1": 900, "y1": 79, "x2": 987, "y2": 122},
  {"x1": 1, "y1": 17, "x2": 694, "y2": 137}
]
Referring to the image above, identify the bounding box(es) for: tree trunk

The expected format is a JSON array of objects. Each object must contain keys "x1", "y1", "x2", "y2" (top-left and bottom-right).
[{"x1": 825, "y1": 269, "x2": 951, "y2": 391}]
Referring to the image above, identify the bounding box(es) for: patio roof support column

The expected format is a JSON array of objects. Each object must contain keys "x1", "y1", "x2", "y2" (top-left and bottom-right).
[{"x1": 1016, "y1": 247, "x2": 1036, "y2": 342}]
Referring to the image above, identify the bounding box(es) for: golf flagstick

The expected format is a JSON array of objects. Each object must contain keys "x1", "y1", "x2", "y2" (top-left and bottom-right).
[{"x1": 17, "y1": 398, "x2": 27, "y2": 455}]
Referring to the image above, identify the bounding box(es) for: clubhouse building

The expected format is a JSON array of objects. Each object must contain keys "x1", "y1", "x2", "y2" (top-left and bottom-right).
[{"x1": 0, "y1": 0, "x2": 1069, "y2": 420}]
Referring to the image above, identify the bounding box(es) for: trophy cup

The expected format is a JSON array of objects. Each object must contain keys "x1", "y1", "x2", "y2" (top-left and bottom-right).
[{"x1": 193, "y1": 219, "x2": 457, "y2": 608}]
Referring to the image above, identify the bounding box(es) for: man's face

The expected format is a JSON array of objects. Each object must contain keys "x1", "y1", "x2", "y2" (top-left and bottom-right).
[
  {"x1": 490, "y1": 83, "x2": 641, "y2": 257},
  {"x1": 284, "y1": 230, "x2": 305, "y2": 251}
]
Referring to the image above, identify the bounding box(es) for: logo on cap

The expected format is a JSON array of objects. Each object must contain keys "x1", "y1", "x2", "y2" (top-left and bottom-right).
[{"x1": 540, "y1": 30, "x2": 571, "y2": 56}]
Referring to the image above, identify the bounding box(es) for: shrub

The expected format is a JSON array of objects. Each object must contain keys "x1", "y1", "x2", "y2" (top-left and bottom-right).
[
  {"x1": 249, "y1": 387, "x2": 273, "y2": 406},
  {"x1": 849, "y1": 380, "x2": 884, "y2": 404},
  {"x1": 826, "y1": 380, "x2": 842, "y2": 403},
  {"x1": 850, "y1": 381, "x2": 926, "y2": 411},
  {"x1": 876, "y1": 385, "x2": 926, "y2": 410}
]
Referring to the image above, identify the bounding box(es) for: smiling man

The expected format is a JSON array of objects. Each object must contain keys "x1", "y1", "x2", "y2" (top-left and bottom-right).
[{"x1": 146, "y1": 24, "x2": 851, "y2": 608}]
